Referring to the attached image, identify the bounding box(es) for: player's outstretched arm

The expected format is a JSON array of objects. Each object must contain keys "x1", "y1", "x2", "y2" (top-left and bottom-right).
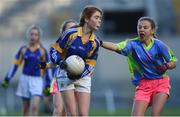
[{"x1": 101, "y1": 41, "x2": 119, "y2": 51}]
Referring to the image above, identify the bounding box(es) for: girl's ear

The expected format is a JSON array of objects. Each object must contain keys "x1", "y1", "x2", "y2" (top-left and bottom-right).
[
  {"x1": 85, "y1": 18, "x2": 89, "y2": 23},
  {"x1": 151, "y1": 28, "x2": 155, "y2": 35}
]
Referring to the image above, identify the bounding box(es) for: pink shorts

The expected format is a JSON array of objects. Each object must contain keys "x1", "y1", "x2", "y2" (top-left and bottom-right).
[
  {"x1": 134, "y1": 75, "x2": 171, "y2": 104},
  {"x1": 50, "y1": 78, "x2": 58, "y2": 94}
]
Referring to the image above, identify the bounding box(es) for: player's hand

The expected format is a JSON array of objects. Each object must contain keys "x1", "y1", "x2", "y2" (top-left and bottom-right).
[
  {"x1": 43, "y1": 86, "x2": 50, "y2": 96},
  {"x1": 59, "y1": 60, "x2": 67, "y2": 69},
  {"x1": 1, "y1": 79, "x2": 9, "y2": 89},
  {"x1": 157, "y1": 63, "x2": 169, "y2": 74},
  {"x1": 38, "y1": 62, "x2": 47, "y2": 69},
  {"x1": 67, "y1": 72, "x2": 81, "y2": 80}
]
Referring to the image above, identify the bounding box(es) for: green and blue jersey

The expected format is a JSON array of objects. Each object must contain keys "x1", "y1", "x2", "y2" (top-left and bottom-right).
[{"x1": 116, "y1": 37, "x2": 177, "y2": 86}]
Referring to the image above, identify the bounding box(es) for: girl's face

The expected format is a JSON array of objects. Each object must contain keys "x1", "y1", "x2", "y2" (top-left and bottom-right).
[
  {"x1": 86, "y1": 11, "x2": 102, "y2": 31},
  {"x1": 29, "y1": 29, "x2": 39, "y2": 44},
  {"x1": 137, "y1": 20, "x2": 154, "y2": 42},
  {"x1": 65, "y1": 22, "x2": 77, "y2": 30}
]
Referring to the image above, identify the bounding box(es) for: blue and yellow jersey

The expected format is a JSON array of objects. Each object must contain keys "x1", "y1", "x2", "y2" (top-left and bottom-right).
[
  {"x1": 50, "y1": 27, "x2": 101, "y2": 77},
  {"x1": 5, "y1": 45, "x2": 52, "y2": 85},
  {"x1": 116, "y1": 37, "x2": 177, "y2": 86}
]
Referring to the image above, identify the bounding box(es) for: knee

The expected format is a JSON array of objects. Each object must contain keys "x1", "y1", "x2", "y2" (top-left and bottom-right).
[
  {"x1": 31, "y1": 105, "x2": 39, "y2": 112},
  {"x1": 23, "y1": 106, "x2": 30, "y2": 111}
]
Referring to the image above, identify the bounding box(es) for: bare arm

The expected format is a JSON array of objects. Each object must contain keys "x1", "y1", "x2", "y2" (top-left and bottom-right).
[{"x1": 101, "y1": 41, "x2": 119, "y2": 52}]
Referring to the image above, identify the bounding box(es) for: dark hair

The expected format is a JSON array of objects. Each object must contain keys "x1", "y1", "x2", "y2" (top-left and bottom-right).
[
  {"x1": 60, "y1": 19, "x2": 78, "y2": 35},
  {"x1": 79, "y1": 5, "x2": 103, "y2": 26},
  {"x1": 138, "y1": 16, "x2": 157, "y2": 38}
]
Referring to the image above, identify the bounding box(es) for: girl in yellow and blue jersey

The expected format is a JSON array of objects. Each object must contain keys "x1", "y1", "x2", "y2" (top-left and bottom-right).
[
  {"x1": 101, "y1": 17, "x2": 177, "y2": 116},
  {"x1": 49, "y1": 5, "x2": 103, "y2": 116},
  {"x1": 1, "y1": 25, "x2": 52, "y2": 116}
]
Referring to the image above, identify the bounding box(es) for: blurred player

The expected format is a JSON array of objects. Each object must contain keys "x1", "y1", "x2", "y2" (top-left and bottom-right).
[
  {"x1": 49, "y1": 5, "x2": 103, "y2": 116},
  {"x1": 101, "y1": 17, "x2": 177, "y2": 116},
  {"x1": 1, "y1": 25, "x2": 51, "y2": 116},
  {"x1": 43, "y1": 19, "x2": 78, "y2": 116}
]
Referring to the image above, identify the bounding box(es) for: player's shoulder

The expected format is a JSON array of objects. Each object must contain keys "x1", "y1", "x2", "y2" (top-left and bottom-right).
[
  {"x1": 126, "y1": 37, "x2": 140, "y2": 45},
  {"x1": 153, "y1": 38, "x2": 167, "y2": 47},
  {"x1": 128, "y1": 37, "x2": 139, "y2": 42},
  {"x1": 154, "y1": 38, "x2": 163, "y2": 44}
]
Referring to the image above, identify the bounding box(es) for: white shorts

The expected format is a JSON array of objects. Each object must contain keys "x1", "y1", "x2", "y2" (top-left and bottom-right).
[
  {"x1": 55, "y1": 69, "x2": 91, "y2": 93},
  {"x1": 16, "y1": 74, "x2": 43, "y2": 98}
]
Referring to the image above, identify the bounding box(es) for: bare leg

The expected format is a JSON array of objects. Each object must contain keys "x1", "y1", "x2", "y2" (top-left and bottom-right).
[
  {"x1": 43, "y1": 95, "x2": 53, "y2": 113},
  {"x1": 53, "y1": 92, "x2": 66, "y2": 116},
  {"x1": 131, "y1": 100, "x2": 149, "y2": 116},
  {"x1": 30, "y1": 96, "x2": 41, "y2": 116},
  {"x1": 75, "y1": 92, "x2": 90, "y2": 116},
  {"x1": 151, "y1": 92, "x2": 168, "y2": 116},
  {"x1": 61, "y1": 90, "x2": 77, "y2": 116},
  {"x1": 22, "y1": 98, "x2": 30, "y2": 116}
]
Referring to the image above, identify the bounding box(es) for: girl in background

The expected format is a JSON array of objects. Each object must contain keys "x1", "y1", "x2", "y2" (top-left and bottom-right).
[{"x1": 2, "y1": 25, "x2": 51, "y2": 116}]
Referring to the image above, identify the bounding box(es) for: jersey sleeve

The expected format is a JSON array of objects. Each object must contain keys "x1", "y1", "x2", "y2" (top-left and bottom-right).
[
  {"x1": 4, "y1": 46, "x2": 24, "y2": 81},
  {"x1": 116, "y1": 39, "x2": 133, "y2": 56},
  {"x1": 13, "y1": 46, "x2": 24, "y2": 65},
  {"x1": 49, "y1": 45, "x2": 61, "y2": 64},
  {"x1": 43, "y1": 48, "x2": 53, "y2": 87},
  {"x1": 158, "y1": 41, "x2": 177, "y2": 62}
]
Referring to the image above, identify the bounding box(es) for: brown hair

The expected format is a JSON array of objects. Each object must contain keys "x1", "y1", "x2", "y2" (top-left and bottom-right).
[
  {"x1": 138, "y1": 16, "x2": 157, "y2": 38},
  {"x1": 79, "y1": 5, "x2": 103, "y2": 26},
  {"x1": 60, "y1": 19, "x2": 78, "y2": 35}
]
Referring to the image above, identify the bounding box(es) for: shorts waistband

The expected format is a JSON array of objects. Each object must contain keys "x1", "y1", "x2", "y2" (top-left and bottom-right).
[{"x1": 142, "y1": 75, "x2": 169, "y2": 80}]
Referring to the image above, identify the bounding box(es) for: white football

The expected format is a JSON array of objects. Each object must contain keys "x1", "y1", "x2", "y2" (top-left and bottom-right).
[{"x1": 65, "y1": 55, "x2": 85, "y2": 75}]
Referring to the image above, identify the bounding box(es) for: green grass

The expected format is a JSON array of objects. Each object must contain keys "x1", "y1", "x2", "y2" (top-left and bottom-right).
[
  {"x1": 90, "y1": 108, "x2": 180, "y2": 116},
  {"x1": 1, "y1": 108, "x2": 180, "y2": 116}
]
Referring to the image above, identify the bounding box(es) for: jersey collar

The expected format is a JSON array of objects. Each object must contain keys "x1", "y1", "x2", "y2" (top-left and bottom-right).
[
  {"x1": 28, "y1": 44, "x2": 40, "y2": 52},
  {"x1": 77, "y1": 27, "x2": 95, "y2": 42},
  {"x1": 142, "y1": 37, "x2": 154, "y2": 50}
]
